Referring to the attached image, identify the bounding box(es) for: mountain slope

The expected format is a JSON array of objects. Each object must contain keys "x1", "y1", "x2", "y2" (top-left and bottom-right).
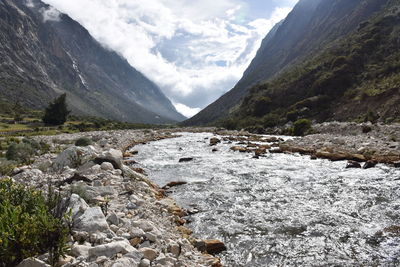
[
  {"x1": 0, "y1": 0, "x2": 185, "y2": 123},
  {"x1": 222, "y1": 0, "x2": 400, "y2": 129},
  {"x1": 184, "y1": 0, "x2": 391, "y2": 126}
]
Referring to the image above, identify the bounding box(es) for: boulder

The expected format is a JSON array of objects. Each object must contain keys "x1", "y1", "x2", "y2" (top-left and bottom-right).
[
  {"x1": 194, "y1": 239, "x2": 227, "y2": 255},
  {"x1": 179, "y1": 157, "x2": 193, "y2": 163},
  {"x1": 68, "y1": 194, "x2": 89, "y2": 221},
  {"x1": 167, "y1": 240, "x2": 181, "y2": 257},
  {"x1": 209, "y1": 137, "x2": 221, "y2": 146},
  {"x1": 53, "y1": 146, "x2": 98, "y2": 172},
  {"x1": 13, "y1": 169, "x2": 43, "y2": 185},
  {"x1": 139, "y1": 259, "x2": 151, "y2": 267},
  {"x1": 95, "y1": 149, "x2": 123, "y2": 169},
  {"x1": 16, "y1": 258, "x2": 51, "y2": 267},
  {"x1": 74, "y1": 207, "x2": 110, "y2": 234},
  {"x1": 132, "y1": 220, "x2": 154, "y2": 232},
  {"x1": 100, "y1": 162, "x2": 114, "y2": 171},
  {"x1": 122, "y1": 166, "x2": 147, "y2": 181},
  {"x1": 363, "y1": 160, "x2": 377, "y2": 169},
  {"x1": 394, "y1": 161, "x2": 400, "y2": 168},
  {"x1": 346, "y1": 160, "x2": 361, "y2": 169},
  {"x1": 162, "y1": 181, "x2": 187, "y2": 189},
  {"x1": 71, "y1": 244, "x2": 91, "y2": 258},
  {"x1": 88, "y1": 240, "x2": 136, "y2": 259},
  {"x1": 106, "y1": 212, "x2": 119, "y2": 226},
  {"x1": 139, "y1": 248, "x2": 158, "y2": 261}
]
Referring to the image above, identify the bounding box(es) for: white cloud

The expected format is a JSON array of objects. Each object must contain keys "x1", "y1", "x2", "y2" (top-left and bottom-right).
[
  {"x1": 41, "y1": 0, "x2": 293, "y2": 114},
  {"x1": 174, "y1": 103, "x2": 201, "y2": 118},
  {"x1": 41, "y1": 6, "x2": 61, "y2": 22}
]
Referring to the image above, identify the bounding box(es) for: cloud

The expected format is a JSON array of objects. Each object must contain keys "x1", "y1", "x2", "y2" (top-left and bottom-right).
[
  {"x1": 174, "y1": 103, "x2": 201, "y2": 118},
  {"x1": 41, "y1": 0, "x2": 294, "y2": 113},
  {"x1": 40, "y1": 6, "x2": 61, "y2": 22},
  {"x1": 24, "y1": 0, "x2": 35, "y2": 8}
]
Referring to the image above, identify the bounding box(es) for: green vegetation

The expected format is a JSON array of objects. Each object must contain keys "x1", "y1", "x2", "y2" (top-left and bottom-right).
[
  {"x1": 4, "y1": 138, "x2": 50, "y2": 164},
  {"x1": 42, "y1": 94, "x2": 71, "y2": 126},
  {"x1": 218, "y1": 2, "x2": 400, "y2": 131},
  {"x1": 293, "y1": 119, "x2": 312, "y2": 136},
  {"x1": 0, "y1": 179, "x2": 70, "y2": 266},
  {"x1": 75, "y1": 137, "x2": 92, "y2": 147}
]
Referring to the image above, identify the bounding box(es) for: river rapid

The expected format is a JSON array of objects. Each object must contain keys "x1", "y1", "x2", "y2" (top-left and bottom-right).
[{"x1": 133, "y1": 132, "x2": 400, "y2": 266}]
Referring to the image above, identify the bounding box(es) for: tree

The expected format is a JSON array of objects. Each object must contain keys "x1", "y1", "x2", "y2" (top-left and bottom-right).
[{"x1": 42, "y1": 93, "x2": 71, "y2": 125}]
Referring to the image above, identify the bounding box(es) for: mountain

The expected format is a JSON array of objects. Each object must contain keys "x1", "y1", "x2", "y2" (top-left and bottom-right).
[
  {"x1": 0, "y1": 0, "x2": 186, "y2": 123},
  {"x1": 184, "y1": 0, "x2": 395, "y2": 126}
]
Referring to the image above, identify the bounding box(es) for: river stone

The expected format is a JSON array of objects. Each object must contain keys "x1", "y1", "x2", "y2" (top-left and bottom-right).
[
  {"x1": 139, "y1": 259, "x2": 150, "y2": 267},
  {"x1": 194, "y1": 239, "x2": 227, "y2": 255},
  {"x1": 17, "y1": 258, "x2": 51, "y2": 267},
  {"x1": 125, "y1": 250, "x2": 144, "y2": 262},
  {"x1": 167, "y1": 240, "x2": 180, "y2": 257},
  {"x1": 74, "y1": 206, "x2": 110, "y2": 233},
  {"x1": 89, "y1": 240, "x2": 136, "y2": 259},
  {"x1": 101, "y1": 162, "x2": 114, "y2": 171},
  {"x1": 68, "y1": 194, "x2": 89, "y2": 221},
  {"x1": 111, "y1": 257, "x2": 140, "y2": 267},
  {"x1": 132, "y1": 220, "x2": 154, "y2": 232},
  {"x1": 107, "y1": 212, "x2": 119, "y2": 226},
  {"x1": 71, "y1": 244, "x2": 91, "y2": 258},
  {"x1": 139, "y1": 248, "x2": 158, "y2": 261},
  {"x1": 122, "y1": 165, "x2": 147, "y2": 181},
  {"x1": 95, "y1": 149, "x2": 123, "y2": 169}
]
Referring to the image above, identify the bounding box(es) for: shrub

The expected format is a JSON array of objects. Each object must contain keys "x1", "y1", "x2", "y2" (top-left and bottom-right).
[
  {"x1": 0, "y1": 179, "x2": 70, "y2": 266},
  {"x1": 252, "y1": 96, "x2": 272, "y2": 117},
  {"x1": 5, "y1": 143, "x2": 35, "y2": 163},
  {"x1": 364, "y1": 110, "x2": 379, "y2": 124},
  {"x1": 0, "y1": 160, "x2": 17, "y2": 176},
  {"x1": 42, "y1": 93, "x2": 71, "y2": 126},
  {"x1": 286, "y1": 110, "x2": 299, "y2": 122},
  {"x1": 262, "y1": 113, "x2": 280, "y2": 128},
  {"x1": 293, "y1": 119, "x2": 312, "y2": 136},
  {"x1": 75, "y1": 137, "x2": 92, "y2": 147}
]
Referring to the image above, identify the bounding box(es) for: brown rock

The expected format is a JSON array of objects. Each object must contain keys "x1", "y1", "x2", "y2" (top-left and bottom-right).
[
  {"x1": 129, "y1": 237, "x2": 142, "y2": 247},
  {"x1": 132, "y1": 168, "x2": 146, "y2": 174},
  {"x1": 195, "y1": 239, "x2": 227, "y2": 255},
  {"x1": 162, "y1": 181, "x2": 188, "y2": 189},
  {"x1": 210, "y1": 137, "x2": 221, "y2": 146},
  {"x1": 230, "y1": 146, "x2": 248, "y2": 153},
  {"x1": 363, "y1": 160, "x2": 377, "y2": 169}
]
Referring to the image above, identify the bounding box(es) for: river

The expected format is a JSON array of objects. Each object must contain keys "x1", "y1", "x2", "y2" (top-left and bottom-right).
[{"x1": 133, "y1": 132, "x2": 400, "y2": 266}]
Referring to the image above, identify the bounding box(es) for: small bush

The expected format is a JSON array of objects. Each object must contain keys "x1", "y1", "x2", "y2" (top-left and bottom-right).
[
  {"x1": 0, "y1": 179, "x2": 70, "y2": 266},
  {"x1": 286, "y1": 110, "x2": 299, "y2": 122},
  {"x1": 75, "y1": 137, "x2": 92, "y2": 147},
  {"x1": 0, "y1": 160, "x2": 17, "y2": 176},
  {"x1": 293, "y1": 119, "x2": 312, "y2": 136},
  {"x1": 362, "y1": 125, "x2": 372, "y2": 133},
  {"x1": 364, "y1": 110, "x2": 379, "y2": 124},
  {"x1": 262, "y1": 113, "x2": 280, "y2": 128},
  {"x1": 5, "y1": 143, "x2": 35, "y2": 163}
]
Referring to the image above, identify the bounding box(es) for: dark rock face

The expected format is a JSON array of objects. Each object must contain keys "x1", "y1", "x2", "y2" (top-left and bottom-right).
[
  {"x1": 0, "y1": 0, "x2": 185, "y2": 123},
  {"x1": 184, "y1": 0, "x2": 390, "y2": 126}
]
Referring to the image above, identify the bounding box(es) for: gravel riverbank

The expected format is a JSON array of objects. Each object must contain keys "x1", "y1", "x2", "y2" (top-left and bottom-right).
[{"x1": 9, "y1": 129, "x2": 222, "y2": 267}]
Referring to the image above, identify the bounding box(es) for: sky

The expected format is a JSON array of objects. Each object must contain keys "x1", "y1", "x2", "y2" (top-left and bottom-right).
[{"x1": 41, "y1": 0, "x2": 298, "y2": 117}]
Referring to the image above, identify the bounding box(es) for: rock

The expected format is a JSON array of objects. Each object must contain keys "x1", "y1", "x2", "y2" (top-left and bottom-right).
[
  {"x1": 230, "y1": 146, "x2": 247, "y2": 153},
  {"x1": 145, "y1": 232, "x2": 157, "y2": 242},
  {"x1": 16, "y1": 258, "x2": 51, "y2": 267},
  {"x1": 127, "y1": 202, "x2": 138, "y2": 210},
  {"x1": 130, "y1": 237, "x2": 142, "y2": 246},
  {"x1": 310, "y1": 155, "x2": 317, "y2": 160},
  {"x1": 13, "y1": 169, "x2": 43, "y2": 185},
  {"x1": 122, "y1": 166, "x2": 147, "y2": 181},
  {"x1": 179, "y1": 157, "x2": 193, "y2": 163},
  {"x1": 130, "y1": 228, "x2": 146, "y2": 238},
  {"x1": 53, "y1": 146, "x2": 98, "y2": 172},
  {"x1": 394, "y1": 161, "x2": 400, "y2": 168},
  {"x1": 346, "y1": 160, "x2": 362, "y2": 169},
  {"x1": 106, "y1": 212, "x2": 119, "y2": 226},
  {"x1": 57, "y1": 255, "x2": 74, "y2": 266},
  {"x1": 111, "y1": 257, "x2": 141, "y2": 267},
  {"x1": 315, "y1": 151, "x2": 347, "y2": 161},
  {"x1": 269, "y1": 148, "x2": 283, "y2": 153},
  {"x1": 71, "y1": 244, "x2": 91, "y2": 258},
  {"x1": 95, "y1": 149, "x2": 123, "y2": 169},
  {"x1": 74, "y1": 207, "x2": 110, "y2": 234},
  {"x1": 209, "y1": 137, "x2": 221, "y2": 146},
  {"x1": 162, "y1": 181, "x2": 187, "y2": 189},
  {"x1": 125, "y1": 249, "x2": 144, "y2": 262},
  {"x1": 132, "y1": 168, "x2": 146, "y2": 174},
  {"x1": 167, "y1": 240, "x2": 181, "y2": 257},
  {"x1": 139, "y1": 248, "x2": 158, "y2": 261},
  {"x1": 68, "y1": 194, "x2": 89, "y2": 221},
  {"x1": 89, "y1": 240, "x2": 136, "y2": 259},
  {"x1": 139, "y1": 259, "x2": 151, "y2": 267},
  {"x1": 132, "y1": 220, "x2": 154, "y2": 232},
  {"x1": 212, "y1": 148, "x2": 218, "y2": 152},
  {"x1": 194, "y1": 239, "x2": 227, "y2": 255},
  {"x1": 363, "y1": 160, "x2": 377, "y2": 169},
  {"x1": 101, "y1": 162, "x2": 114, "y2": 171}
]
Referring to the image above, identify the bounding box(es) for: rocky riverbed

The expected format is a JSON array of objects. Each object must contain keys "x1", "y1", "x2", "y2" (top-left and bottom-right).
[{"x1": 8, "y1": 129, "x2": 223, "y2": 267}]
